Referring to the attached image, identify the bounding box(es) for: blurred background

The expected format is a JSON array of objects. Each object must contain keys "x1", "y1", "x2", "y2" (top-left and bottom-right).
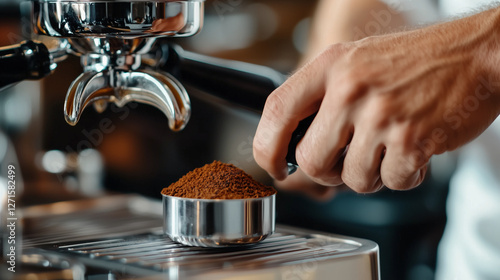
[{"x1": 0, "y1": 0, "x2": 456, "y2": 279}]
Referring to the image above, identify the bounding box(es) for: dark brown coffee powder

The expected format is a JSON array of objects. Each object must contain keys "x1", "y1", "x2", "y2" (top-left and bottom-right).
[{"x1": 161, "y1": 161, "x2": 276, "y2": 199}]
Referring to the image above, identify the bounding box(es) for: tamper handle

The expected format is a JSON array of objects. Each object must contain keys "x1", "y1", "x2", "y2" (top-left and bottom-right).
[
  {"x1": 0, "y1": 40, "x2": 52, "y2": 91},
  {"x1": 286, "y1": 114, "x2": 316, "y2": 175}
]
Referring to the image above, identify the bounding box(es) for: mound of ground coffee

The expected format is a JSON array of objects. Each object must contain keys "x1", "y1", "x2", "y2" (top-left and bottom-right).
[{"x1": 161, "y1": 161, "x2": 276, "y2": 199}]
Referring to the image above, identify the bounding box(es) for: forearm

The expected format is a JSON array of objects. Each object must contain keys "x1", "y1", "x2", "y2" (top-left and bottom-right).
[
  {"x1": 303, "y1": 0, "x2": 405, "y2": 63},
  {"x1": 427, "y1": 7, "x2": 500, "y2": 116},
  {"x1": 475, "y1": 7, "x2": 500, "y2": 110}
]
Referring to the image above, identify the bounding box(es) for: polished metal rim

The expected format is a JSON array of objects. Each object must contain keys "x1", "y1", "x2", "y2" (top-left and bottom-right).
[
  {"x1": 33, "y1": 0, "x2": 204, "y2": 38},
  {"x1": 163, "y1": 193, "x2": 276, "y2": 247}
]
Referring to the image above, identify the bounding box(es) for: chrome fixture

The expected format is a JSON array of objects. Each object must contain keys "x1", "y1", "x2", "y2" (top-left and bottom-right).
[{"x1": 32, "y1": 0, "x2": 205, "y2": 131}]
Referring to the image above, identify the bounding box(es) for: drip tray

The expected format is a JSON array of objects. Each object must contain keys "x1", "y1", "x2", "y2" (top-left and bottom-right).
[{"x1": 22, "y1": 195, "x2": 380, "y2": 280}]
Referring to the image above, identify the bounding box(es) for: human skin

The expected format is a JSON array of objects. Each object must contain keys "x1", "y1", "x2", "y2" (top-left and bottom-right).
[
  {"x1": 253, "y1": 6, "x2": 500, "y2": 196},
  {"x1": 268, "y1": 0, "x2": 405, "y2": 200}
]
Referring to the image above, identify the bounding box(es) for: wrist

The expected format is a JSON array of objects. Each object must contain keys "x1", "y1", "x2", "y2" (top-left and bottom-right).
[
  {"x1": 474, "y1": 7, "x2": 500, "y2": 102},
  {"x1": 438, "y1": 6, "x2": 500, "y2": 116}
]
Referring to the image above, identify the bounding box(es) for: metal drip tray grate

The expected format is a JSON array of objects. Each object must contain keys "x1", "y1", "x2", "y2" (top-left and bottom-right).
[
  {"x1": 37, "y1": 229, "x2": 378, "y2": 279},
  {"x1": 22, "y1": 195, "x2": 380, "y2": 280},
  {"x1": 23, "y1": 195, "x2": 163, "y2": 248},
  {"x1": 56, "y1": 232, "x2": 355, "y2": 267}
]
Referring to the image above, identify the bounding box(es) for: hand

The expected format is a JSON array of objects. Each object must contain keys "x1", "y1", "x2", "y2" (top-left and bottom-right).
[{"x1": 253, "y1": 8, "x2": 500, "y2": 193}]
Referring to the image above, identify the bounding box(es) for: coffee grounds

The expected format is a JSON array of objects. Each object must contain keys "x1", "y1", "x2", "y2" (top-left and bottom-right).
[{"x1": 161, "y1": 161, "x2": 276, "y2": 199}]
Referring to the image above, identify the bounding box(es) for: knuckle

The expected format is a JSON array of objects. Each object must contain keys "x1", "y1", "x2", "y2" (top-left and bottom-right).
[
  {"x1": 296, "y1": 149, "x2": 332, "y2": 181},
  {"x1": 381, "y1": 172, "x2": 412, "y2": 191},
  {"x1": 382, "y1": 179, "x2": 406, "y2": 191},
  {"x1": 342, "y1": 172, "x2": 377, "y2": 193},
  {"x1": 252, "y1": 133, "x2": 279, "y2": 175},
  {"x1": 341, "y1": 155, "x2": 378, "y2": 193},
  {"x1": 406, "y1": 149, "x2": 430, "y2": 172},
  {"x1": 297, "y1": 157, "x2": 324, "y2": 179},
  {"x1": 367, "y1": 97, "x2": 392, "y2": 128},
  {"x1": 381, "y1": 152, "x2": 425, "y2": 191},
  {"x1": 263, "y1": 92, "x2": 289, "y2": 120},
  {"x1": 334, "y1": 71, "x2": 369, "y2": 107},
  {"x1": 342, "y1": 68, "x2": 361, "y2": 84},
  {"x1": 311, "y1": 175, "x2": 344, "y2": 188},
  {"x1": 253, "y1": 152, "x2": 277, "y2": 174},
  {"x1": 386, "y1": 126, "x2": 409, "y2": 147}
]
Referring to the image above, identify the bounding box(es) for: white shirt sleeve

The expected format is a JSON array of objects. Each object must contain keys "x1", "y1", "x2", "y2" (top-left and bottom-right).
[
  {"x1": 378, "y1": 0, "x2": 440, "y2": 24},
  {"x1": 380, "y1": 0, "x2": 500, "y2": 22},
  {"x1": 439, "y1": 0, "x2": 500, "y2": 17}
]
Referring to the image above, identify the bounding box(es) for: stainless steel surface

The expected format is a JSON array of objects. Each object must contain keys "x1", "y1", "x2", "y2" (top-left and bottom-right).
[
  {"x1": 46, "y1": 229, "x2": 379, "y2": 280},
  {"x1": 23, "y1": 194, "x2": 163, "y2": 248},
  {"x1": 19, "y1": 194, "x2": 380, "y2": 280},
  {"x1": 287, "y1": 162, "x2": 297, "y2": 175},
  {"x1": 30, "y1": 0, "x2": 204, "y2": 128},
  {"x1": 33, "y1": 0, "x2": 204, "y2": 39},
  {"x1": 64, "y1": 67, "x2": 191, "y2": 130},
  {"x1": 13, "y1": 251, "x2": 86, "y2": 280},
  {"x1": 162, "y1": 194, "x2": 275, "y2": 247}
]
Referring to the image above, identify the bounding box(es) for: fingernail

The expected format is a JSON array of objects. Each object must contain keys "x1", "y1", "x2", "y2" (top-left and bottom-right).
[
  {"x1": 270, "y1": 168, "x2": 288, "y2": 181},
  {"x1": 375, "y1": 183, "x2": 385, "y2": 192},
  {"x1": 415, "y1": 168, "x2": 427, "y2": 187},
  {"x1": 408, "y1": 170, "x2": 424, "y2": 190},
  {"x1": 373, "y1": 178, "x2": 384, "y2": 192}
]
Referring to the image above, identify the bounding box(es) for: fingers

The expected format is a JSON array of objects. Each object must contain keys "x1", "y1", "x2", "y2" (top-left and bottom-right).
[
  {"x1": 341, "y1": 132, "x2": 385, "y2": 193},
  {"x1": 294, "y1": 105, "x2": 351, "y2": 186},
  {"x1": 292, "y1": 72, "x2": 362, "y2": 187},
  {"x1": 254, "y1": 50, "x2": 340, "y2": 180},
  {"x1": 380, "y1": 146, "x2": 428, "y2": 190}
]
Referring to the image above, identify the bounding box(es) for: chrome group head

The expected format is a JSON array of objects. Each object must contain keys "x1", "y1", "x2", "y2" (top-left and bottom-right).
[{"x1": 32, "y1": 0, "x2": 205, "y2": 130}]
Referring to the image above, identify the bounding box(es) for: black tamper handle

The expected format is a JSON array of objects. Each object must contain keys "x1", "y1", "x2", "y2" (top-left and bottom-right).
[{"x1": 286, "y1": 114, "x2": 316, "y2": 175}]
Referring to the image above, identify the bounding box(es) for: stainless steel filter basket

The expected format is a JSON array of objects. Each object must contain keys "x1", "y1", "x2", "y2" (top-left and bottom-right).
[{"x1": 162, "y1": 194, "x2": 276, "y2": 247}]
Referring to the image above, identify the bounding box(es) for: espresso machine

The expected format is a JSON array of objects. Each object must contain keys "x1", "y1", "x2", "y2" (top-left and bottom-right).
[
  {"x1": 2, "y1": 0, "x2": 283, "y2": 128},
  {"x1": 0, "y1": 1, "x2": 381, "y2": 279}
]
